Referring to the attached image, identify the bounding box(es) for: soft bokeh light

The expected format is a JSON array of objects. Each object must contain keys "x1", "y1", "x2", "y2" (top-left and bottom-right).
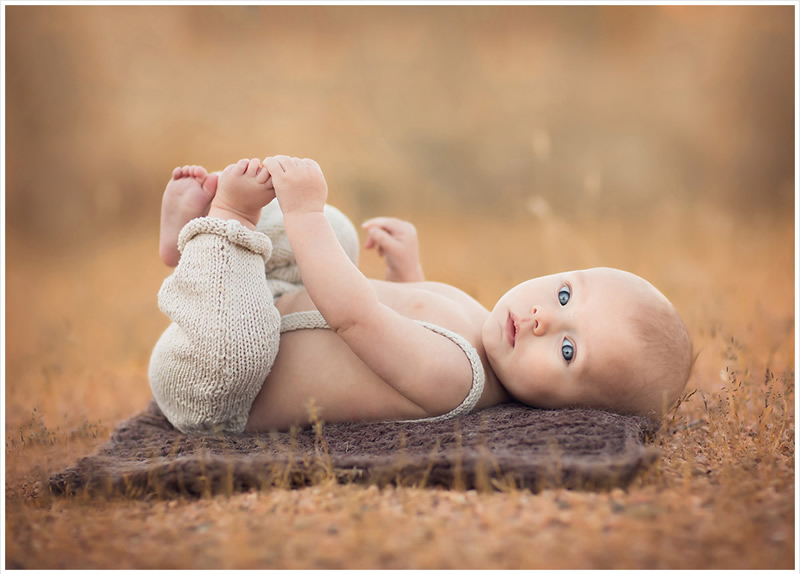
[{"x1": 5, "y1": 4, "x2": 795, "y2": 244}]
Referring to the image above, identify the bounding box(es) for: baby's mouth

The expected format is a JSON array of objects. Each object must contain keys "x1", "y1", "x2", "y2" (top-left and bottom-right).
[{"x1": 506, "y1": 312, "x2": 518, "y2": 347}]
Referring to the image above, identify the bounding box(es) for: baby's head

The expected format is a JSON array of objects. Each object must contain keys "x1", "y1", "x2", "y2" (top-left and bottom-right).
[{"x1": 482, "y1": 267, "x2": 693, "y2": 420}]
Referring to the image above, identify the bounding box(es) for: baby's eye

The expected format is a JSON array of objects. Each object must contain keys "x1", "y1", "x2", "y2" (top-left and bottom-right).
[
  {"x1": 561, "y1": 339, "x2": 574, "y2": 362},
  {"x1": 558, "y1": 285, "x2": 571, "y2": 306}
]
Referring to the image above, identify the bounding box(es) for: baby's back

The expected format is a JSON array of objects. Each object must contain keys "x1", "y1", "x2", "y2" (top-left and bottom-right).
[{"x1": 245, "y1": 280, "x2": 490, "y2": 431}]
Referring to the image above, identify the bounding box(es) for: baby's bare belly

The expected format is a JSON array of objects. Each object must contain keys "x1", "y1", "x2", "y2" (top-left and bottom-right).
[
  {"x1": 246, "y1": 328, "x2": 429, "y2": 430},
  {"x1": 245, "y1": 279, "x2": 487, "y2": 431}
]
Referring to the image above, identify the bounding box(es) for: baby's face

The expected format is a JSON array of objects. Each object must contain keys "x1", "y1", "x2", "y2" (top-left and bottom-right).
[{"x1": 483, "y1": 267, "x2": 657, "y2": 410}]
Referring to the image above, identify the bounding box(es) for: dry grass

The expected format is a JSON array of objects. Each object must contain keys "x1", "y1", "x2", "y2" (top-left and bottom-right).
[{"x1": 5, "y1": 201, "x2": 795, "y2": 569}]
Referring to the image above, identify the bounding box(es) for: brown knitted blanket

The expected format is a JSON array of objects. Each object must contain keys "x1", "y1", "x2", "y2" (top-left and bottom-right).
[{"x1": 49, "y1": 401, "x2": 660, "y2": 498}]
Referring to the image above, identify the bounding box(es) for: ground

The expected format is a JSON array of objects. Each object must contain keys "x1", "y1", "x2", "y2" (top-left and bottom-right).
[{"x1": 4, "y1": 202, "x2": 795, "y2": 569}]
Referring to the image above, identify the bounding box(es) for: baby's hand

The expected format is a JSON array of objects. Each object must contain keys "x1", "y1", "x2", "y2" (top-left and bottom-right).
[
  {"x1": 263, "y1": 156, "x2": 327, "y2": 216},
  {"x1": 362, "y1": 217, "x2": 424, "y2": 282}
]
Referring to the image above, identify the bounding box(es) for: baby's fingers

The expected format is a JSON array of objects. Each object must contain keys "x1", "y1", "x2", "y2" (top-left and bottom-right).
[
  {"x1": 302, "y1": 158, "x2": 322, "y2": 172},
  {"x1": 263, "y1": 156, "x2": 285, "y2": 177},
  {"x1": 362, "y1": 216, "x2": 398, "y2": 231},
  {"x1": 362, "y1": 217, "x2": 416, "y2": 238},
  {"x1": 364, "y1": 225, "x2": 398, "y2": 253}
]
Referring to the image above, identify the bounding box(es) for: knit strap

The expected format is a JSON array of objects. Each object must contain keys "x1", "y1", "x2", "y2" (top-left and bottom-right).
[
  {"x1": 278, "y1": 311, "x2": 485, "y2": 423},
  {"x1": 407, "y1": 321, "x2": 485, "y2": 423},
  {"x1": 280, "y1": 310, "x2": 331, "y2": 333}
]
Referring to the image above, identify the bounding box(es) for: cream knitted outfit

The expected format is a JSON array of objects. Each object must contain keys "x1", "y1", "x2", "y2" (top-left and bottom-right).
[{"x1": 149, "y1": 203, "x2": 483, "y2": 434}]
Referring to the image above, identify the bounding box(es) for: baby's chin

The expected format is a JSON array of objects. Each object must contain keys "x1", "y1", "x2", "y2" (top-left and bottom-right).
[
  {"x1": 501, "y1": 376, "x2": 556, "y2": 409},
  {"x1": 508, "y1": 373, "x2": 602, "y2": 410}
]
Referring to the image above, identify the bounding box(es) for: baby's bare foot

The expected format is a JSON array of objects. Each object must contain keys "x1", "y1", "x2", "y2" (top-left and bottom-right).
[
  {"x1": 159, "y1": 165, "x2": 218, "y2": 266},
  {"x1": 208, "y1": 158, "x2": 275, "y2": 229}
]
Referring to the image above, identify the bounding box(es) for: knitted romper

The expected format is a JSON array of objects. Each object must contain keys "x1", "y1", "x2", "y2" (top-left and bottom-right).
[{"x1": 148, "y1": 202, "x2": 485, "y2": 434}]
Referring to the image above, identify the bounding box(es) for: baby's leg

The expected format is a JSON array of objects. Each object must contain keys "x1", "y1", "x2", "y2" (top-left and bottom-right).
[
  {"x1": 149, "y1": 160, "x2": 280, "y2": 433},
  {"x1": 159, "y1": 165, "x2": 219, "y2": 267},
  {"x1": 208, "y1": 158, "x2": 274, "y2": 229}
]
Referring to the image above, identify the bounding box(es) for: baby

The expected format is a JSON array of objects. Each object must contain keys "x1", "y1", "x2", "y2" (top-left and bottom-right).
[{"x1": 150, "y1": 158, "x2": 693, "y2": 434}]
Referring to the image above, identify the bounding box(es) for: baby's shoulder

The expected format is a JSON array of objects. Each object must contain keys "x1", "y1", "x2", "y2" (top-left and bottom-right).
[
  {"x1": 407, "y1": 281, "x2": 489, "y2": 345},
  {"x1": 416, "y1": 281, "x2": 486, "y2": 311}
]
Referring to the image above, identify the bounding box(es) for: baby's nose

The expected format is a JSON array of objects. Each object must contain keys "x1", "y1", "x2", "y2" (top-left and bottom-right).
[{"x1": 531, "y1": 306, "x2": 548, "y2": 336}]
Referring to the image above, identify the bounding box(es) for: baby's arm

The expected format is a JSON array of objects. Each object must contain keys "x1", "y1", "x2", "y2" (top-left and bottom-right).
[
  {"x1": 362, "y1": 217, "x2": 425, "y2": 282},
  {"x1": 263, "y1": 156, "x2": 469, "y2": 415}
]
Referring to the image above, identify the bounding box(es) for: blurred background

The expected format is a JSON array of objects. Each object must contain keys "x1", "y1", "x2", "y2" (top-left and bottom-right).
[
  {"x1": 4, "y1": 4, "x2": 796, "y2": 429},
  {"x1": 6, "y1": 5, "x2": 795, "y2": 236}
]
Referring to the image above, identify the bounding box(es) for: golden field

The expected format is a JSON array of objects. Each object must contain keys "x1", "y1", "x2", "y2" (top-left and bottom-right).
[{"x1": 4, "y1": 5, "x2": 796, "y2": 569}]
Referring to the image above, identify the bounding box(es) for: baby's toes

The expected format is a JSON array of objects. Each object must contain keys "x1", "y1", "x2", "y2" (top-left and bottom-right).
[
  {"x1": 255, "y1": 164, "x2": 271, "y2": 184},
  {"x1": 190, "y1": 165, "x2": 208, "y2": 181},
  {"x1": 223, "y1": 159, "x2": 248, "y2": 177},
  {"x1": 234, "y1": 158, "x2": 250, "y2": 175},
  {"x1": 244, "y1": 158, "x2": 261, "y2": 177},
  {"x1": 203, "y1": 172, "x2": 219, "y2": 195}
]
